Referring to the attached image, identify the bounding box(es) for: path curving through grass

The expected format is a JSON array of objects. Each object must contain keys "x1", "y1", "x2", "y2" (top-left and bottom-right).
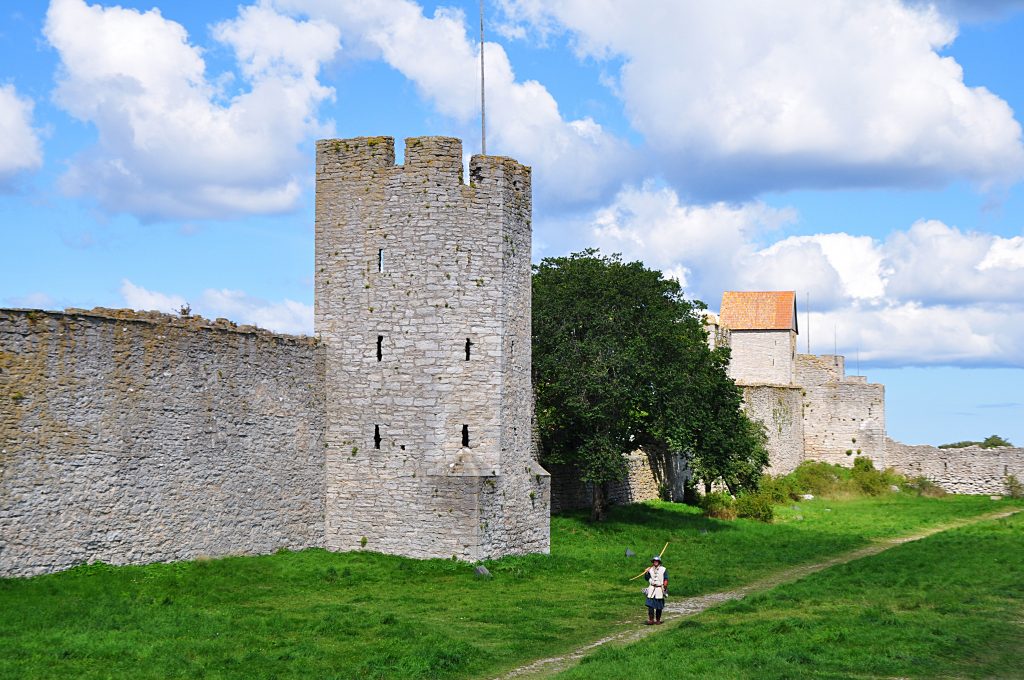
[{"x1": 494, "y1": 508, "x2": 1022, "y2": 679}]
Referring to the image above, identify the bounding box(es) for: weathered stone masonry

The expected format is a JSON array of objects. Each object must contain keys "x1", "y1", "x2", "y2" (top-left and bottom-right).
[
  {"x1": 886, "y1": 439, "x2": 1024, "y2": 496},
  {"x1": 315, "y1": 136, "x2": 549, "y2": 561},
  {"x1": 1, "y1": 135, "x2": 551, "y2": 577},
  {"x1": 0, "y1": 309, "x2": 325, "y2": 577}
]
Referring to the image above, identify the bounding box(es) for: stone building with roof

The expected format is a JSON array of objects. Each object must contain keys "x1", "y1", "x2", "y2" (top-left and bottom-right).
[{"x1": 718, "y1": 290, "x2": 885, "y2": 473}]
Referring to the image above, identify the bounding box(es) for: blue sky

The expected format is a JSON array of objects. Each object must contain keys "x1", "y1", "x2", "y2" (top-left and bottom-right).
[{"x1": 1, "y1": 0, "x2": 1023, "y2": 446}]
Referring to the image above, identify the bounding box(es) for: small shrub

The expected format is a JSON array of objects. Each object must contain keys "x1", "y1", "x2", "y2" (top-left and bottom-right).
[
  {"x1": 758, "y1": 474, "x2": 801, "y2": 503},
  {"x1": 700, "y1": 492, "x2": 736, "y2": 520},
  {"x1": 735, "y1": 491, "x2": 774, "y2": 523},
  {"x1": 1005, "y1": 474, "x2": 1024, "y2": 499},
  {"x1": 658, "y1": 483, "x2": 671, "y2": 502},
  {"x1": 851, "y1": 457, "x2": 893, "y2": 496},
  {"x1": 901, "y1": 476, "x2": 947, "y2": 498},
  {"x1": 791, "y1": 461, "x2": 846, "y2": 497}
]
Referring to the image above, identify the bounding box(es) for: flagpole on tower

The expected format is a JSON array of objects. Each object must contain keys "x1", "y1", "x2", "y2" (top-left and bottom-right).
[{"x1": 480, "y1": 0, "x2": 487, "y2": 155}]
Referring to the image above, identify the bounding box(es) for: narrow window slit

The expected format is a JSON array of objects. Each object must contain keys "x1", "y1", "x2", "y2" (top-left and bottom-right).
[
  {"x1": 378, "y1": 248, "x2": 384, "y2": 272},
  {"x1": 462, "y1": 424, "x2": 470, "y2": 448},
  {"x1": 465, "y1": 338, "x2": 472, "y2": 361},
  {"x1": 377, "y1": 335, "x2": 383, "y2": 361},
  {"x1": 374, "y1": 425, "x2": 381, "y2": 450}
]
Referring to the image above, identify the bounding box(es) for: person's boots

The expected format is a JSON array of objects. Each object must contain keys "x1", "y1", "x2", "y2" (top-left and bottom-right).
[
  {"x1": 646, "y1": 614, "x2": 655, "y2": 625},
  {"x1": 655, "y1": 612, "x2": 663, "y2": 625}
]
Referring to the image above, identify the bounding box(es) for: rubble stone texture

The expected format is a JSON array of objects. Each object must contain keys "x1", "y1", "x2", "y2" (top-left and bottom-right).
[
  {"x1": 0, "y1": 136, "x2": 550, "y2": 577},
  {"x1": 314, "y1": 136, "x2": 549, "y2": 561},
  {"x1": 0, "y1": 309, "x2": 325, "y2": 577}
]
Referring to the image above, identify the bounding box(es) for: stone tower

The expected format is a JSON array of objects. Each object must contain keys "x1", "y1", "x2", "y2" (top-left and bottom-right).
[{"x1": 314, "y1": 136, "x2": 550, "y2": 561}]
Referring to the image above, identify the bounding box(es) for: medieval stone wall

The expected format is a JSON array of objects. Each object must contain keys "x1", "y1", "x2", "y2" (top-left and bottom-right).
[
  {"x1": 314, "y1": 136, "x2": 548, "y2": 561},
  {"x1": 727, "y1": 330, "x2": 796, "y2": 385},
  {"x1": 549, "y1": 449, "x2": 689, "y2": 513},
  {"x1": 0, "y1": 309, "x2": 325, "y2": 578},
  {"x1": 795, "y1": 354, "x2": 844, "y2": 385},
  {"x1": 740, "y1": 384, "x2": 804, "y2": 474},
  {"x1": 886, "y1": 438, "x2": 1024, "y2": 495},
  {"x1": 795, "y1": 354, "x2": 886, "y2": 466}
]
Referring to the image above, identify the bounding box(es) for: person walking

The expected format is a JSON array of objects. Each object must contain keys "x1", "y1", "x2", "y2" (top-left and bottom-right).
[{"x1": 644, "y1": 555, "x2": 668, "y2": 625}]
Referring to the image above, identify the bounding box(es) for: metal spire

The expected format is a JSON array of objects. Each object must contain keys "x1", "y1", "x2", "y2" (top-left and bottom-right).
[{"x1": 480, "y1": 0, "x2": 487, "y2": 155}]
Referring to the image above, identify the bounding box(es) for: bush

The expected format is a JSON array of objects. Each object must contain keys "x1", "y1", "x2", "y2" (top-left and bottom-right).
[
  {"x1": 1005, "y1": 474, "x2": 1024, "y2": 499},
  {"x1": 901, "y1": 476, "x2": 947, "y2": 498},
  {"x1": 851, "y1": 457, "x2": 889, "y2": 496},
  {"x1": 758, "y1": 474, "x2": 801, "y2": 504},
  {"x1": 791, "y1": 461, "x2": 846, "y2": 497},
  {"x1": 700, "y1": 491, "x2": 737, "y2": 520},
  {"x1": 735, "y1": 491, "x2": 774, "y2": 523}
]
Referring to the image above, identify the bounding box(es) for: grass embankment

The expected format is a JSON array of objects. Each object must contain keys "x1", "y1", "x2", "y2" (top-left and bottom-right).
[
  {"x1": 0, "y1": 495, "x2": 1017, "y2": 679},
  {"x1": 558, "y1": 511, "x2": 1024, "y2": 679}
]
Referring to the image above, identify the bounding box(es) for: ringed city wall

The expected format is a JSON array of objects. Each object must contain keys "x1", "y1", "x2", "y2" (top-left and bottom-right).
[{"x1": 0, "y1": 136, "x2": 550, "y2": 578}]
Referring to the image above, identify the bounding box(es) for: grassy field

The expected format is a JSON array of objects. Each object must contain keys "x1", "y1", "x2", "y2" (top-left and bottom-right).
[
  {"x1": 559, "y1": 511, "x2": 1024, "y2": 680},
  {"x1": 0, "y1": 494, "x2": 1018, "y2": 679}
]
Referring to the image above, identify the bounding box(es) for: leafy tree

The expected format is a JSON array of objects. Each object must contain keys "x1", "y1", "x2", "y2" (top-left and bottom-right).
[{"x1": 532, "y1": 250, "x2": 768, "y2": 520}]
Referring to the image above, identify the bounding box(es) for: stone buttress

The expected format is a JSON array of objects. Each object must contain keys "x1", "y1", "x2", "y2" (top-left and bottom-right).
[{"x1": 314, "y1": 136, "x2": 550, "y2": 561}]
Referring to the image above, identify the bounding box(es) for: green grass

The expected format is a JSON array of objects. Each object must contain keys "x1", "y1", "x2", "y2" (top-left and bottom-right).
[
  {"x1": 0, "y1": 494, "x2": 1017, "y2": 679},
  {"x1": 558, "y1": 511, "x2": 1024, "y2": 680}
]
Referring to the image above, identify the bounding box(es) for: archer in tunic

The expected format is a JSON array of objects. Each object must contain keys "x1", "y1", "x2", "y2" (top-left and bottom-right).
[{"x1": 644, "y1": 555, "x2": 668, "y2": 625}]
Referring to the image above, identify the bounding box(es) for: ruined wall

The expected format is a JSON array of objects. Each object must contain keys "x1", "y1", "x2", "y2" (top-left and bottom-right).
[
  {"x1": 314, "y1": 136, "x2": 548, "y2": 561},
  {"x1": 727, "y1": 330, "x2": 796, "y2": 385},
  {"x1": 740, "y1": 384, "x2": 804, "y2": 474},
  {"x1": 886, "y1": 438, "x2": 1024, "y2": 495},
  {"x1": 0, "y1": 309, "x2": 325, "y2": 578},
  {"x1": 796, "y1": 354, "x2": 886, "y2": 466}
]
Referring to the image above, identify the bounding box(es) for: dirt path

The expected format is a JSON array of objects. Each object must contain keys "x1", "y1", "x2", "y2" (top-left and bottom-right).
[{"x1": 493, "y1": 508, "x2": 1021, "y2": 680}]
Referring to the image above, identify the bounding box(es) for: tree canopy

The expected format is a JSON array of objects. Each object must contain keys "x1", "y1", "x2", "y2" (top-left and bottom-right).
[
  {"x1": 938, "y1": 435, "x2": 1014, "y2": 449},
  {"x1": 532, "y1": 250, "x2": 767, "y2": 519}
]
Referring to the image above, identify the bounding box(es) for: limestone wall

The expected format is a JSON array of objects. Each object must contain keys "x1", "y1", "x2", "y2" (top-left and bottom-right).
[
  {"x1": 314, "y1": 136, "x2": 548, "y2": 561},
  {"x1": 740, "y1": 384, "x2": 804, "y2": 474},
  {"x1": 795, "y1": 354, "x2": 844, "y2": 385},
  {"x1": 886, "y1": 438, "x2": 1024, "y2": 495},
  {"x1": 727, "y1": 330, "x2": 796, "y2": 385},
  {"x1": 801, "y1": 381, "x2": 886, "y2": 466},
  {"x1": 796, "y1": 355, "x2": 886, "y2": 466},
  {"x1": 549, "y1": 449, "x2": 689, "y2": 513},
  {"x1": 0, "y1": 309, "x2": 325, "y2": 577}
]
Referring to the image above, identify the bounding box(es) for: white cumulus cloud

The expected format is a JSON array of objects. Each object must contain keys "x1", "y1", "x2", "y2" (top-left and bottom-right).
[
  {"x1": 44, "y1": 0, "x2": 339, "y2": 220},
  {"x1": 500, "y1": 0, "x2": 1024, "y2": 198},
  {"x1": 119, "y1": 279, "x2": 313, "y2": 335},
  {"x1": 272, "y1": 0, "x2": 633, "y2": 207},
  {"x1": 0, "y1": 84, "x2": 43, "y2": 186},
  {"x1": 586, "y1": 183, "x2": 1024, "y2": 367},
  {"x1": 120, "y1": 279, "x2": 187, "y2": 314}
]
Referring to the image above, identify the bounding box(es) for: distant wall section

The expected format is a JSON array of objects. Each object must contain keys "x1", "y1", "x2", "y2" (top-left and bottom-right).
[
  {"x1": 886, "y1": 438, "x2": 1024, "y2": 495},
  {"x1": 797, "y1": 354, "x2": 886, "y2": 467},
  {"x1": 549, "y1": 449, "x2": 689, "y2": 513},
  {"x1": 0, "y1": 309, "x2": 325, "y2": 578}
]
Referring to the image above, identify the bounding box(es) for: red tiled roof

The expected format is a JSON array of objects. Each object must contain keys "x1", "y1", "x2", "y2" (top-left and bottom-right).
[{"x1": 719, "y1": 291, "x2": 798, "y2": 332}]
